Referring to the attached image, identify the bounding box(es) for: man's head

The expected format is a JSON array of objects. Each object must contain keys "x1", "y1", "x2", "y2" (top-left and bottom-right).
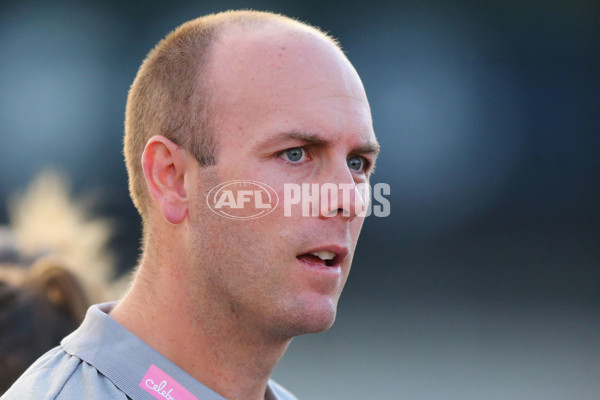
[
  {"x1": 124, "y1": 10, "x2": 341, "y2": 226},
  {"x1": 124, "y1": 10, "x2": 378, "y2": 338}
]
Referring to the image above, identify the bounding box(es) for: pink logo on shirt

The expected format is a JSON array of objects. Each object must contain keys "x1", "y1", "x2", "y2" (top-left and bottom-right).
[{"x1": 139, "y1": 364, "x2": 199, "y2": 400}]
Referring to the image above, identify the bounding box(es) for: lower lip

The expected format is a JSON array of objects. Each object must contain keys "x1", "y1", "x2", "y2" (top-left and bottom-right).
[{"x1": 296, "y1": 257, "x2": 342, "y2": 275}]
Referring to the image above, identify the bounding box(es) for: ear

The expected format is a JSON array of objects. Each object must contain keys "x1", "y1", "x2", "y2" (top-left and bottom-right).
[{"x1": 142, "y1": 135, "x2": 191, "y2": 224}]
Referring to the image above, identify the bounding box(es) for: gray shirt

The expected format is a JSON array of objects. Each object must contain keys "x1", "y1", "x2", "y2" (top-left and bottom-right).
[{"x1": 2, "y1": 302, "x2": 297, "y2": 400}]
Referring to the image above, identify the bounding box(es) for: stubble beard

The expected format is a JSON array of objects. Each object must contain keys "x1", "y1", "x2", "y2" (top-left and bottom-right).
[{"x1": 188, "y1": 217, "x2": 343, "y2": 343}]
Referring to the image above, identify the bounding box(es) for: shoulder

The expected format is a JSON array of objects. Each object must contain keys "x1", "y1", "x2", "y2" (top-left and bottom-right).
[{"x1": 1, "y1": 346, "x2": 127, "y2": 400}]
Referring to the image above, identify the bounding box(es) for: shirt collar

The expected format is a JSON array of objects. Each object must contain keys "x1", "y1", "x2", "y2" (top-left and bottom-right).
[{"x1": 61, "y1": 302, "x2": 284, "y2": 400}]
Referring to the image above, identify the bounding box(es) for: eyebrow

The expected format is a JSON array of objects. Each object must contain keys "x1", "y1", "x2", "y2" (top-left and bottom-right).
[
  {"x1": 258, "y1": 131, "x2": 380, "y2": 157},
  {"x1": 258, "y1": 131, "x2": 327, "y2": 148}
]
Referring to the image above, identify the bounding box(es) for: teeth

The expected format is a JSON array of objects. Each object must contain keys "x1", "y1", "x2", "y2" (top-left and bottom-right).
[{"x1": 310, "y1": 251, "x2": 335, "y2": 261}]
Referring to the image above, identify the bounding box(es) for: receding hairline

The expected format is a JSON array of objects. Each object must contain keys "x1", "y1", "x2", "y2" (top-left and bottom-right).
[
  {"x1": 195, "y1": 12, "x2": 351, "y2": 131},
  {"x1": 192, "y1": 11, "x2": 345, "y2": 95}
]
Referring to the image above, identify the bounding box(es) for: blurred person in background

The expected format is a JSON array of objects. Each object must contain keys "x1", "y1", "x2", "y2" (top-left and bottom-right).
[
  {"x1": 0, "y1": 172, "x2": 117, "y2": 394},
  {"x1": 3, "y1": 9, "x2": 378, "y2": 400}
]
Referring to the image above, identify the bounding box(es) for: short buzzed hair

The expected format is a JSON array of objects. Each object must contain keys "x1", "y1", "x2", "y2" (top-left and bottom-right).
[{"x1": 123, "y1": 10, "x2": 341, "y2": 225}]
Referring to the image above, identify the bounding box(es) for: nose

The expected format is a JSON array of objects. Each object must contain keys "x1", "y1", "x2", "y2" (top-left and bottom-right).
[{"x1": 318, "y1": 166, "x2": 368, "y2": 222}]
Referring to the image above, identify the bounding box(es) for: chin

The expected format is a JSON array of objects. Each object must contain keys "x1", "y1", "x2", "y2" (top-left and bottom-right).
[
  {"x1": 275, "y1": 297, "x2": 339, "y2": 338},
  {"x1": 304, "y1": 315, "x2": 336, "y2": 334}
]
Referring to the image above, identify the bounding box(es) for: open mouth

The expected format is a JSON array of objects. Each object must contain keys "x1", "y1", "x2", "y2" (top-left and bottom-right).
[{"x1": 296, "y1": 250, "x2": 345, "y2": 267}]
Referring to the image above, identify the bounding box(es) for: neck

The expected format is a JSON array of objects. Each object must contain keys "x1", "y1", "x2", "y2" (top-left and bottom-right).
[{"x1": 111, "y1": 252, "x2": 291, "y2": 400}]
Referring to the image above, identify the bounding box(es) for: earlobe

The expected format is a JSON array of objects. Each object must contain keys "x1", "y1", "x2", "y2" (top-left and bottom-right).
[{"x1": 142, "y1": 136, "x2": 190, "y2": 225}]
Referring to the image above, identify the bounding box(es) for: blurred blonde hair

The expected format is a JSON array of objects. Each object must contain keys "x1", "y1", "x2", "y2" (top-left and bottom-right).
[{"x1": 7, "y1": 171, "x2": 115, "y2": 300}]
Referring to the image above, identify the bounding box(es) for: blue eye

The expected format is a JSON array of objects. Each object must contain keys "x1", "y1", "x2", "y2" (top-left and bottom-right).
[
  {"x1": 284, "y1": 147, "x2": 304, "y2": 162},
  {"x1": 347, "y1": 155, "x2": 364, "y2": 171}
]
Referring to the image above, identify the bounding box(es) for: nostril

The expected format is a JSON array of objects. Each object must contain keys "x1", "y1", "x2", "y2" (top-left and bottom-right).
[{"x1": 323, "y1": 207, "x2": 349, "y2": 218}]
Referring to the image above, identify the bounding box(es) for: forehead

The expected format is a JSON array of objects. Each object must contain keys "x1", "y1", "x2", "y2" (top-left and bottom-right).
[
  {"x1": 209, "y1": 25, "x2": 348, "y2": 87},
  {"x1": 204, "y1": 24, "x2": 374, "y2": 144}
]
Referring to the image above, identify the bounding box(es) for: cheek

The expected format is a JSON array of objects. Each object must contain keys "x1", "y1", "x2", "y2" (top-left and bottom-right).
[
  {"x1": 350, "y1": 217, "x2": 366, "y2": 238},
  {"x1": 212, "y1": 220, "x2": 287, "y2": 278}
]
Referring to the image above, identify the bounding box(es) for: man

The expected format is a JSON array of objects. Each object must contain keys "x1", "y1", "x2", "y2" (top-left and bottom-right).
[{"x1": 2, "y1": 9, "x2": 379, "y2": 400}]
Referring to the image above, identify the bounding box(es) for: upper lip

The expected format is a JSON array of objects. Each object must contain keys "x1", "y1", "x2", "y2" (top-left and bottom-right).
[{"x1": 297, "y1": 245, "x2": 349, "y2": 266}]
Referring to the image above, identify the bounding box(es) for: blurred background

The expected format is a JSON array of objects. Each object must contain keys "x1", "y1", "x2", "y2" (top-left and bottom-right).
[{"x1": 0, "y1": 0, "x2": 598, "y2": 398}]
